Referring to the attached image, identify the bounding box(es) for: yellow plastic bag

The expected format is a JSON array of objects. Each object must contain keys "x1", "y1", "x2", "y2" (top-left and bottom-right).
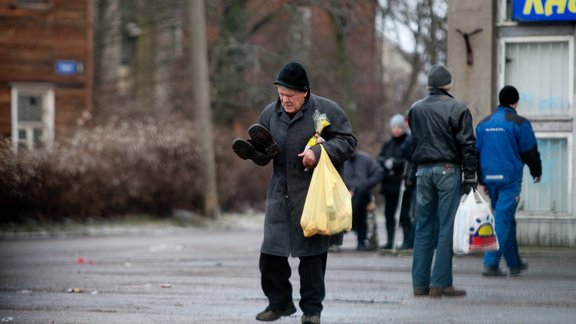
[{"x1": 300, "y1": 145, "x2": 352, "y2": 237}]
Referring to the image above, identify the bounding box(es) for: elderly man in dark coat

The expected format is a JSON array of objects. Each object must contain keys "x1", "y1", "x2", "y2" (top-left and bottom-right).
[{"x1": 241, "y1": 61, "x2": 356, "y2": 324}]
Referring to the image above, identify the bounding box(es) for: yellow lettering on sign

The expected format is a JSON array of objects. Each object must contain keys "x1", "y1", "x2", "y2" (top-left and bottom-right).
[
  {"x1": 524, "y1": 0, "x2": 544, "y2": 14},
  {"x1": 569, "y1": 0, "x2": 576, "y2": 12},
  {"x1": 546, "y1": 0, "x2": 567, "y2": 15}
]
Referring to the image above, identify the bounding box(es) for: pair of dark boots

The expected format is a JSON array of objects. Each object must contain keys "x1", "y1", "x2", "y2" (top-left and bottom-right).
[{"x1": 232, "y1": 124, "x2": 279, "y2": 166}]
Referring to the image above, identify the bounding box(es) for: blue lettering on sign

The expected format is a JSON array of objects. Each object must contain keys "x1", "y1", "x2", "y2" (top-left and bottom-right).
[
  {"x1": 513, "y1": 0, "x2": 576, "y2": 21},
  {"x1": 55, "y1": 60, "x2": 83, "y2": 75}
]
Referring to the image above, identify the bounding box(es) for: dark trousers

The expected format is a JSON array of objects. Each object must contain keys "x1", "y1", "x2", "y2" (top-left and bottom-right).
[
  {"x1": 259, "y1": 252, "x2": 327, "y2": 314},
  {"x1": 351, "y1": 189, "x2": 371, "y2": 246},
  {"x1": 383, "y1": 189, "x2": 414, "y2": 247}
]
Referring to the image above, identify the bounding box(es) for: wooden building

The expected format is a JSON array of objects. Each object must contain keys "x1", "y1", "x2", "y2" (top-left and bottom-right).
[{"x1": 0, "y1": 0, "x2": 93, "y2": 150}]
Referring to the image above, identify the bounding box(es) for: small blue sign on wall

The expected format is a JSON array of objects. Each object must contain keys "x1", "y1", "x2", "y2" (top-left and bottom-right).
[
  {"x1": 55, "y1": 60, "x2": 84, "y2": 75},
  {"x1": 513, "y1": 0, "x2": 576, "y2": 21}
]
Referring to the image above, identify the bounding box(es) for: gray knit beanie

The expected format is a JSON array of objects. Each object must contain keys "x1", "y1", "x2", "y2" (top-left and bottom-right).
[
  {"x1": 389, "y1": 114, "x2": 406, "y2": 130},
  {"x1": 428, "y1": 64, "x2": 452, "y2": 88}
]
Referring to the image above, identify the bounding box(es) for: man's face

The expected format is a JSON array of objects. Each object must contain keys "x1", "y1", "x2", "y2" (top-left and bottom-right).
[{"x1": 277, "y1": 86, "x2": 307, "y2": 114}]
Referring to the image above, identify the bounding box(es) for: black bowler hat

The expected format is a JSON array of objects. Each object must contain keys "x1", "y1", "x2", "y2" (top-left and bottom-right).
[
  {"x1": 499, "y1": 85, "x2": 520, "y2": 107},
  {"x1": 273, "y1": 61, "x2": 310, "y2": 92}
]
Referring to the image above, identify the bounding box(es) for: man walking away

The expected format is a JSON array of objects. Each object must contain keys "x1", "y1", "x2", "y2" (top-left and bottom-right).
[{"x1": 476, "y1": 85, "x2": 542, "y2": 277}]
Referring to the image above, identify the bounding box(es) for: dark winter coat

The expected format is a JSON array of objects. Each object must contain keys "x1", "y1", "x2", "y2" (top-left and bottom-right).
[
  {"x1": 408, "y1": 88, "x2": 478, "y2": 176},
  {"x1": 342, "y1": 151, "x2": 383, "y2": 194},
  {"x1": 377, "y1": 133, "x2": 409, "y2": 195},
  {"x1": 258, "y1": 94, "x2": 357, "y2": 257}
]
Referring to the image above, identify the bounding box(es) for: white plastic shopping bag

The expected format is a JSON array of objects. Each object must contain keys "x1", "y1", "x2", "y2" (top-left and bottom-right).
[{"x1": 453, "y1": 188, "x2": 499, "y2": 254}]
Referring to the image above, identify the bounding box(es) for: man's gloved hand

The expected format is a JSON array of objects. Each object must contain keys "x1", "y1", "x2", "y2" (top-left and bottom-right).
[
  {"x1": 384, "y1": 158, "x2": 394, "y2": 170},
  {"x1": 461, "y1": 172, "x2": 478, "y2": 195}
]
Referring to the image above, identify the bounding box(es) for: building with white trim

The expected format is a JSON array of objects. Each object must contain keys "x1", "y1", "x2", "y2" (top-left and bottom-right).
[{"x1": 447, "y1": 0, "x2": 575, "y2": 247}]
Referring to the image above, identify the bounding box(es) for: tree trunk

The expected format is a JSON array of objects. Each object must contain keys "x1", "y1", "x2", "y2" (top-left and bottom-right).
[
  {"x1": 188, "y1": 0, "x2": 219, "y2": 219},
  {"x1": 328, "y1": 1, "x2": 357, "y2": 127}
]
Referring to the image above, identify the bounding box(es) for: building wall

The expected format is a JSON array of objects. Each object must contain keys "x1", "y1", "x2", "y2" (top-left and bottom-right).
[
  {"x1": 447, "y1": 0, "x2": 496, "y2": 120},
  {"x1": 0, "y1": 0, "x2": 93, "y2": 142},
  {"x1": 447, "y1": 0, "x2": 576, "y2": 247}
]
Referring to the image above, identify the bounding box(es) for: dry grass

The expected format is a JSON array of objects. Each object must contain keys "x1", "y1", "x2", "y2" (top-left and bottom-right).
[{"x1": 0, "y1": 113, "x2": 271, "y2": 224}]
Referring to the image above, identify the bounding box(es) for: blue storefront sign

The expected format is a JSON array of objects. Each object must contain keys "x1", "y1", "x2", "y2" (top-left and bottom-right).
[
  {"x1": 55, "y1": 60, "x2": 83, "y2": 75},
  {"x1": 513, "y1": 0, "x2": 576, "y2": 21}
]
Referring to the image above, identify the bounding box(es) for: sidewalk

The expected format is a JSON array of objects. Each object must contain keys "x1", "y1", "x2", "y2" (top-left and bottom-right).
[{"x1": 0, "y1": 216, "x2": 575, "y2": 323}]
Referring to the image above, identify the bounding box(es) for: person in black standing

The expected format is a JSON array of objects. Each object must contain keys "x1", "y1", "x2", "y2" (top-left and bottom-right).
[
  {"x1": 377, "y1": 114, "x2": 412, "y2": 250},
  {"x1": 342, "y1": 150, "x2": 383, "y2": 251}
]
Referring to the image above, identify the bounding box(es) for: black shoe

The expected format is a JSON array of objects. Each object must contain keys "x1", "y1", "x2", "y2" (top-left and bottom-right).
[
  {"x1": 356, "y1": 244, "x2": 371, "y2": 251},
  {"x1": 232, "y1": 138, "x2": 271, "y2": 166},
  {"x1": 328, "y1": 245, "x2": 342, "y2": 253},
  {"x1": 256, "y1": 303, "x2": 297, "y2": 321},
  {"x1": 379, "y1": 243, "x2": 392, "y2": 250},
  {"x1": 510, "y1": 261, "x2": 529, "y2": 276},
  {"x1": 400, "y1": 242, "x2": 413, "y2": 250},
  {"x1": 301, "y1": 313, "x2": 321, "y2": 324},
  {"x1": 248, "y1": 124, "x2": 280, "y2": 157},
  {"x1": 482, "y1": 267, "x2": 507, "y2": 277}
]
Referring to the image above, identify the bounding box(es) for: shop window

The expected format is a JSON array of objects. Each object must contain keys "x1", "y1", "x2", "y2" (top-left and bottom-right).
[
  {"x1": 501, "y1": 36, "x2": 573, "y2": 215},
  {"x1": 501, "y1": 36, "x2": 573, "y2": 117},
  {"x1": 10, "y1": 85, "x2": 54, "y2": 151},
  {"x1": 519, "y1": 135, "x2": 571, "y2": 213}
]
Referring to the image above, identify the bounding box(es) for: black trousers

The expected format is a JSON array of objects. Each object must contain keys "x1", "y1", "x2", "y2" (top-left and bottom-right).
[
  {"x1": 351, "y1": 189, "x2": 371, "y2": 246},
  {"x1": 259, "y1": 252, "x2": 327, "y2": 314},
  {"x1": 384, "y1": 189, "x2": 414, "y2": 229}
]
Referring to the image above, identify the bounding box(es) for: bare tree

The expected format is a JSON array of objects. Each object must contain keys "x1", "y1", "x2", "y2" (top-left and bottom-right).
[
  {"x1": 324, "y1": 0, "x2": 358, "y2": 127},
  {"x1": 379, "y1": 0, "x2": 447, "y2": 110}
]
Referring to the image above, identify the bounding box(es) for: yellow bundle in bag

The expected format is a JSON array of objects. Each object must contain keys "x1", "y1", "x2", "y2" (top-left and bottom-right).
[{"x1": 300, "y1": 145, "x2": 352, "y2": 237}]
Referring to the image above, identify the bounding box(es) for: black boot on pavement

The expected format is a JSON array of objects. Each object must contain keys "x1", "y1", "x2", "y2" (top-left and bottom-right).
[
  {"x1": 301, "y1": 313, "x2": 321, "y2": 324},
  {"x1": 510, "y1": 261, "x2": 529, "y2": 276},
  {"x1": 482, "y1": 266, "x2": 507, "y2": 277},
  {"x1": 256, "y1": 303, "x2": 297, "y2": 321}
]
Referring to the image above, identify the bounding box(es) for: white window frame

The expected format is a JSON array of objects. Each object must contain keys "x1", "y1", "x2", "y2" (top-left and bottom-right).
[
  {"x1": 10, "y1": 83, "x2": 55, "y2": 151},
  {"x1": 518, "y1": 132, "x2": 573, "y2": 219},
  {"x1": 497, "y1": 0, "x2": 518, "y2": 26},
  {"x1": 498, "y1": 35, "x2": 574, "y2": 120}
]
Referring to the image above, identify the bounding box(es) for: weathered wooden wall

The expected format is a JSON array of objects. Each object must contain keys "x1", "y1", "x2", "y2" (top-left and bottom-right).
[{"x1": 0, "y1": 0, "x2": 92, "y2": 139}]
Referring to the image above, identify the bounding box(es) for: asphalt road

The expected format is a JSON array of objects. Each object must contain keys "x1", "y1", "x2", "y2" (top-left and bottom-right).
[{"x1": 1, "y1": 215, "x2": 575, "y2": 323}]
